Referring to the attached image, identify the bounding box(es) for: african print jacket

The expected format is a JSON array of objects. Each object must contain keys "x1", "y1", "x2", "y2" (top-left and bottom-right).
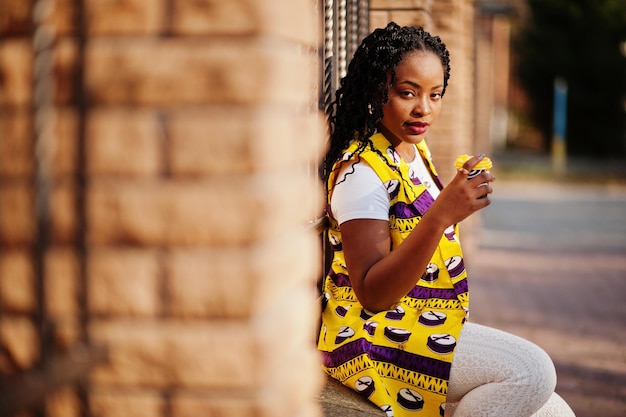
[{"x1": 318, "y1": 133, "x2": 469, "y2": 417}]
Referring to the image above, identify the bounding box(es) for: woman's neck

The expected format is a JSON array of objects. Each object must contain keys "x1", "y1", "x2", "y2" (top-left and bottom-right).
[
  {"x1": 377, "y1": 125, "x2": 418, "y2": 163},
  {"x1": 395, "y1": 142, "x2": 417, "y2": 163}
]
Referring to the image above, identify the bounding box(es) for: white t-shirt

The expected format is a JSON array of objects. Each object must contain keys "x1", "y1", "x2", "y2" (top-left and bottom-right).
[{"x1": 331, "y1": 145, "x2": 440, "y2": 225}]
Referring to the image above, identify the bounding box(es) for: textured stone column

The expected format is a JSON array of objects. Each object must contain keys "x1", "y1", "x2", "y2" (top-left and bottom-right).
[
  {"x1": 1, "y1": 0, "x2": 325, "y2": 416},
  {"x1": 82, "y1": 1, "x2": 325, "y2": 417}
]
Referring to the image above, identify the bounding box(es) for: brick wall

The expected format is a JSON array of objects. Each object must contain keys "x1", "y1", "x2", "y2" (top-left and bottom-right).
[{"x1": 0, "y1": 1, "x2": 324, "y2": 417}]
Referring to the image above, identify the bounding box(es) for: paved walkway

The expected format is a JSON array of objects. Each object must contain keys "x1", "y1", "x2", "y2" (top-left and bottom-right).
[{"x1": 469, "y1": 177, "x2": 626, "y2": 417}]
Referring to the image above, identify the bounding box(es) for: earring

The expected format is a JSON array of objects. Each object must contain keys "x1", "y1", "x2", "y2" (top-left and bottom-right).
[{"x1": 368, "y1": 103, "x2": 373, "y2": 115}]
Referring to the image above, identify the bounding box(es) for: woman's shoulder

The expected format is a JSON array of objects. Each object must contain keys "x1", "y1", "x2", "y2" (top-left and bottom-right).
[{"x1": 345, "y1": 134, "x2": 398, "y2": 168}]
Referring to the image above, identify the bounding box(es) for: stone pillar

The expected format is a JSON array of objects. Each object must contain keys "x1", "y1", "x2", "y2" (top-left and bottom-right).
[
  {"x1": 370, "y1": 0, "x2": 434, "y2": 32},
  {"x1": 0, "y1": 0, "x2": 325, "y2": 416}
]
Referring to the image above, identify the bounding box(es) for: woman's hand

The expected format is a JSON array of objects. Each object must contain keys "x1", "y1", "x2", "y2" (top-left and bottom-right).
[
  {"x1": 426, "y1": 154, "x2": 495, "y2": 227},
  {"x1": 340, "y1": 154, "x2": 495, "y2": 312}
]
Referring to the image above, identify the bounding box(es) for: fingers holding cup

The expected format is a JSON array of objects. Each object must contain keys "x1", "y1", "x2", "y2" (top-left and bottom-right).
[
  {"x1": 454, "y1": 154, "x2": 495, "y2": 200},
  {"x1": 454, "y1": 154, "x2": 493, "y2": 179}
]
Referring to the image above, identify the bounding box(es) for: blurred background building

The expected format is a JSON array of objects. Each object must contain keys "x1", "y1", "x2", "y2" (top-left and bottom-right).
[{"x1": 0, "y1": 0, "x2": 624, "y2": 416}]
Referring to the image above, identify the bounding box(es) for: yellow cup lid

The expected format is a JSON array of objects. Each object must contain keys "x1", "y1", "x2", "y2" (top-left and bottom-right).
[{"x1": 454, "y1": 154, "x2": 493, "y2": 170}]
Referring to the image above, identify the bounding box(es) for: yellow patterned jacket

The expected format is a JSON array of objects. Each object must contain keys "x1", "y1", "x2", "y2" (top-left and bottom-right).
[{"x1": 318, "y1": 133, "x2": 469, "y2": 417}]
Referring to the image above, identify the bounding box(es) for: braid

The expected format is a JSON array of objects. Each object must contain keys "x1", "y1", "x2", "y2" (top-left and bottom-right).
[{"x1": 320, "y1": 22, "x2": 451, "y2": 185}]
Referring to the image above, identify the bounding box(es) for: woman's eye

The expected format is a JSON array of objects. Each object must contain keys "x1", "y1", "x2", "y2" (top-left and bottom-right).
[
  {"x1": 431, "y1": 92, "x2": 442, "y2": 100},
  {"x1": 400, "y1": 91, "x2": 415, "y2": 98}
]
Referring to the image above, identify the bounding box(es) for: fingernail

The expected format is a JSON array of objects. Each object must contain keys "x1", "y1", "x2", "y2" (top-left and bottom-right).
[{"x1": 478, "y1": 153, "x2": 485, "y2": 159}]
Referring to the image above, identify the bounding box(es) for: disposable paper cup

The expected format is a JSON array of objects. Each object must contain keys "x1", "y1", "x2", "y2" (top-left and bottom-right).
[{"x1": 454, "y1": 154, "x2": 493, "y2": 179}]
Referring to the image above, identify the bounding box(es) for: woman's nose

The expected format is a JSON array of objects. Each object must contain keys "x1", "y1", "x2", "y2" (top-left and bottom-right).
[{"x1": 412, "y1": 96, "x2": 431, "y2": 116}]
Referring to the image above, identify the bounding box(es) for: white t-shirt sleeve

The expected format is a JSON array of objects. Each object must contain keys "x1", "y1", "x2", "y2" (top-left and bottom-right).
[{"x1": 330, "y1": 162, "x2": 389, "y2": 224}]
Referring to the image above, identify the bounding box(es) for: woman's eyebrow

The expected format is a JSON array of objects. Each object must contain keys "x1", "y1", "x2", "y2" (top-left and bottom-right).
[{"x1": 397, "y1": 80, "x2": 444, "y2": 90}]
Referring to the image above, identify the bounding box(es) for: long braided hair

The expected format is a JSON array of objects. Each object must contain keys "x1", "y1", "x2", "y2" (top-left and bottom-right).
[{"x1": 320, "y1": 22, "x2": 451, "y2": 186}]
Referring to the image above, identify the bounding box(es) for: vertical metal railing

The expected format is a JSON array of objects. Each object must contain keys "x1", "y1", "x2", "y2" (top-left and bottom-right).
[
  {"x1": 346, "y1": 0, "x2": 359, "y2": 66},
  {"x1": 317, "y1": 0, "x2": 369, "y2": 287},
  {"x1": 322, "y1": 0, "x2": 336, "y2": 113},
  {"x1": 74, "y1": 0, "x2": 94, "y2": 414},
  {"x1": 336, "y1": 0, "x2": 348, "y2": 81},
  {"x1": 322, "y1": 0, "x2": 369, "y2": 114},
  {"x1": 32, "y1": 0, "x2": 57, "y2": 384},
  {"x1": 0, "y1": 1, "x2": 104, "y2": 415}
]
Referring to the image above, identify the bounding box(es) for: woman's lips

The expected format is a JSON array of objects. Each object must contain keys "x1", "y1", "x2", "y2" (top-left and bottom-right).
[{"x1": 406, "y1": 122, "x2": 429, "y2": 135}]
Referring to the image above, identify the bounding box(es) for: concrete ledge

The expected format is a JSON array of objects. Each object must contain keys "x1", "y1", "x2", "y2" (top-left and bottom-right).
[{"x1": 318, "y1": 375, "x2": 384, "y2": 417}]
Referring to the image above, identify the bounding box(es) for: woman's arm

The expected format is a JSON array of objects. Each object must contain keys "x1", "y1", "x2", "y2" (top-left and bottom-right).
[{"x1": 341, "y1": 155, "x2": 494, "y2": 312}]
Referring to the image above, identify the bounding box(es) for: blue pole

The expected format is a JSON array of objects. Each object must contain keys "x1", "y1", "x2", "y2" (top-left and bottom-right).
[{"x1": 552, "y1": 77, "x2": 568, "y2": 174}]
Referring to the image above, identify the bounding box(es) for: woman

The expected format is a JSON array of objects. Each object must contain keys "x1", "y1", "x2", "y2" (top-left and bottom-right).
[{"x1": 317, "y1": 23, "x2": 576, "y2": 417}]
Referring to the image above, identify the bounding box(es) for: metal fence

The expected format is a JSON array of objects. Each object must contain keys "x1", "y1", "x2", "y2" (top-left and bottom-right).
[
  {"x1": 321, "y1": 0, "x2": 370, "y2": 113},
  {"x1": 316, "y1": 0, "x2": 369, "y2": 286}
]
